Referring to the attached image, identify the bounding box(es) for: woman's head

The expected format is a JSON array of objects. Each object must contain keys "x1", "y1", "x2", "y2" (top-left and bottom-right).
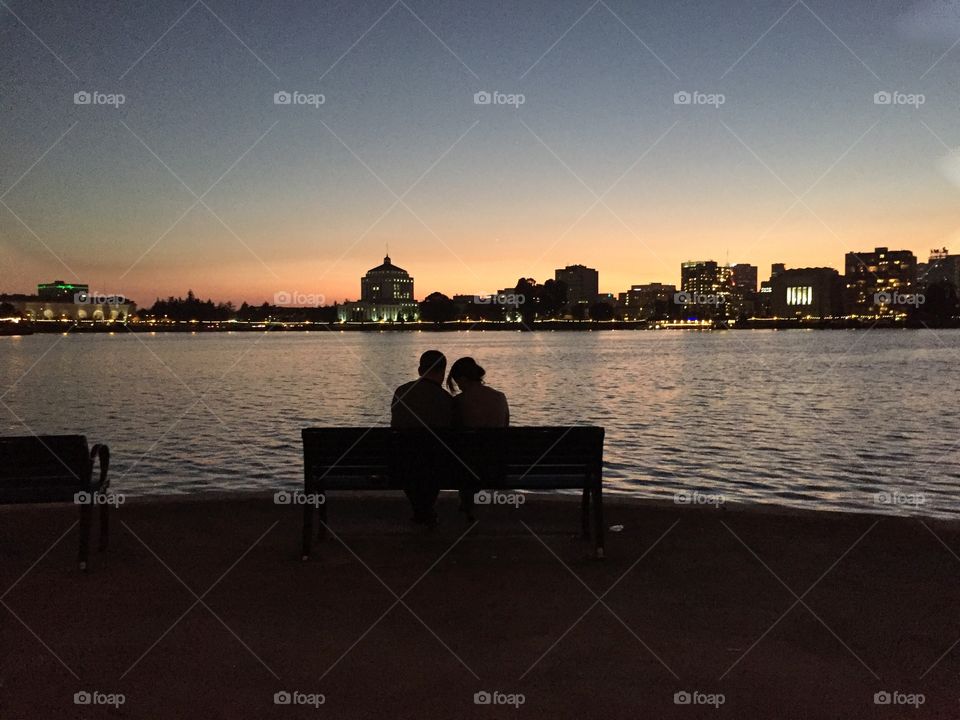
[{"x1": 447, "y1": 356, "x2": 485, "y2": 392}]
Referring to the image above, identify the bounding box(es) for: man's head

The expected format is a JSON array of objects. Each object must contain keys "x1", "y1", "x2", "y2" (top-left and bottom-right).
[{"x1": 418, "y1": 349, "x2": 446, "y2": 384}]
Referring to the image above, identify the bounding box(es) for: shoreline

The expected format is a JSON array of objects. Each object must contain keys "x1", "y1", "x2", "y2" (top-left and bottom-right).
[
  {"x1": 3, "y1": 492, "x2": 959, "y2": 718},
  {"x1": 5, "y1": 317, "x2": 958, "y2": 334}
]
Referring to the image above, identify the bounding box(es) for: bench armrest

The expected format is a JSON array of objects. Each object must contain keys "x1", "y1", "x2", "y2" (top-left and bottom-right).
[{"x1": 89, "y1": 444, "x2": 110, "y2": 492}]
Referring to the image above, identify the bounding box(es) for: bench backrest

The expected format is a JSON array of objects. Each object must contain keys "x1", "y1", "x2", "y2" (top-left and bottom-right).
[
  {"x1": 302, "y1": 427, "x2": 603, "y2": 490},
  {"x1": 0, "y1": 435, "x2": 92, "y2": 503}
]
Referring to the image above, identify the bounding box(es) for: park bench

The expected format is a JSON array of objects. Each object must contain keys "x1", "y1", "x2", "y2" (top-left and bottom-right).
[
  {"x1": 0, "y1": 435, "x2": 111, "y2": 570},
  {"x1": 300, "y1": 426, "x2": 605, "y2": 559}
]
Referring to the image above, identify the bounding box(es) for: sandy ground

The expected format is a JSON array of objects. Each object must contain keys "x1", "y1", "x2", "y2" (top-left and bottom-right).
[{"x1": 1, "y1": 492, "x2": 959, "y2": 719}]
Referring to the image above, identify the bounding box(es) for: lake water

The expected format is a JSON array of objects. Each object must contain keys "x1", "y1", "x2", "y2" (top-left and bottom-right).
[{"x1": 1, "y1": 329, "x2": 958, "y2": 518}]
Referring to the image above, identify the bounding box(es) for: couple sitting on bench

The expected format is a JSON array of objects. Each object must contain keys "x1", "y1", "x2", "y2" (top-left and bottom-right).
[{"x1": 391, "y1": 350, "x2": 509, "y2": 527}]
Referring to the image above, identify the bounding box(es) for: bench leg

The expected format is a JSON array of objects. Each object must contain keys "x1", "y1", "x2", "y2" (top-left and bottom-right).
[
  {"x1": 317, "y1": 494, "x2": 327, "y2": 540},
  {"x1": 98, "y1": 494, "x2": 110, "y2": 551},
  {"x1": 78, "y1": 501, "x2": 92, "y2": 571},
  {"x1": 592, "y1": 485, "x2": 605, "y2": 559},
  {"x1": 460, "y1": 488, "x2": 476, "y2": 524},
  {"x1": 581, "y1": 488, "x2": 591, "y2": 539},
  {"x1": 301, "y1": 502, "x2": 313, "y2": 560}
]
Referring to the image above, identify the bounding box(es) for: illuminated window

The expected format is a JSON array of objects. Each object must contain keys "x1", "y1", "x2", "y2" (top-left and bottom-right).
[{"x1": 786, "y1": 286, "x2": 813, "y2": 305}]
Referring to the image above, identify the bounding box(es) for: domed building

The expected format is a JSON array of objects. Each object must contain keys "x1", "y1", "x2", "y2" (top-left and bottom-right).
[{"x1": 338, "y1": 255, "x2": 419, "y2": 322}]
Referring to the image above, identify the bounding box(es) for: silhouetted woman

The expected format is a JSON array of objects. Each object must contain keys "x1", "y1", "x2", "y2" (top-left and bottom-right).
[
  {"x1": 447, "y1": 357, "x2": 509, "y2": 428},
  {"x1": 447, "y1": 357, "x2": 509, "y2": 522}
]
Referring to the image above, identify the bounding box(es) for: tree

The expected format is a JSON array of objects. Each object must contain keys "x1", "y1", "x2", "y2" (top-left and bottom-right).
[
  {"x1": 0, "y1": 301, "x2": 20, "y2": 318},
  {"x1": 419, "y1": 292, "x2": 456, "y2": 323},
  {"x1": 514, "y1": 278, "x2": 538, "y2": 328},
  {"x1": 589, "y1": 302, "x2": 614, "y2": 321},
  {"x1": 539, "y1": 279, "x2": 568, "y2": 318}
]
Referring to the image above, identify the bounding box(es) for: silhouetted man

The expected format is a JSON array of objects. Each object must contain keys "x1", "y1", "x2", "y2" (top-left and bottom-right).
[{"x1": 391, "y1": 350, "x2": 453, "y2": 525}]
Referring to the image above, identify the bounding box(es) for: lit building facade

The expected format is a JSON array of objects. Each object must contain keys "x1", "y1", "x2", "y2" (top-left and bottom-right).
[
  {"x1": 770, "y1": 268, "x2": 844, "y2": 318},
  {"x1": 844, "y1": 247, "x2": 917, "y2": 316},
  {"x1": 922, "y1": 248, "x2": 960, "y2": 289},
  {"x1": 337, "y1": 255, "x2": 419, "y2": 322},
  {"x1": 679, "y1": 260, "x2": 733, "y2": 319},
  {"x1": 619, "y1": 283, "x2": 677, "y2": 320},
  {"x1": 3, "y1": 280, "x2": 133, "y2": 322}
]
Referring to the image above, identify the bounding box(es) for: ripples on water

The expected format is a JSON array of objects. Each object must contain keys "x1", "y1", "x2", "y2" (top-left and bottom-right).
[{"x1": 1, "y1": 329, "x2": 958, "y2": 518}]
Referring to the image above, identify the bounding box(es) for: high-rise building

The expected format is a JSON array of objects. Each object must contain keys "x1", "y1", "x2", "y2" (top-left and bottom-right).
[
  {"x1": 728, "y1": 263, "x2": 759, "y2": 318},
  {"x1": 731, "y1": 264, "x2": 758, "y2": 293},
  {"x1": 679, "y1": 260, "x2": 733, "y2": 318},
  {"x1": 844, "y1": 247, "x2": 917, "y2": 316},
  {"x1": 555, "y1": 264, "x2": 599, "y2": 307}
]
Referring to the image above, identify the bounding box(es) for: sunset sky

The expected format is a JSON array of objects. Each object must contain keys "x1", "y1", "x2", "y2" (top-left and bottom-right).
[{"x1": 3, "y1": 0, "x2": 960, "y2": 305}]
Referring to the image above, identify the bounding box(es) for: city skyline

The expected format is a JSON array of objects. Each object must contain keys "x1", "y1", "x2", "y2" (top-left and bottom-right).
[
  {"x1": 0, "y1": 243, "x2": 939, "y2": 309},
  {"x1": 4, "y1": 1, "x2": 960, "y2": 304}
]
